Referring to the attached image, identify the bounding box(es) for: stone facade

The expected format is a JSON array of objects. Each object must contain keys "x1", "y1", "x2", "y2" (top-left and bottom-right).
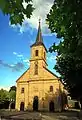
[{"x1": 15, "y1": 21, "x2": 65, "y2": 112}]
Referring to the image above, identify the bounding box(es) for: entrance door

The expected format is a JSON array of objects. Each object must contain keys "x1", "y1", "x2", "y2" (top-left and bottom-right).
[
  {"x1": 33, "y1": 96, "x2": 38, "y2": 111},
  {"x1": 20, "y1": 102, "x2": 24, "y2": 111},
  {"x1": 49, "y1": 101, "x2": 54, "y2": 112}
]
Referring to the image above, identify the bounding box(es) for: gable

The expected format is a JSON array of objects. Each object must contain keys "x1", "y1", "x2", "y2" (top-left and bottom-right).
[
  {"x1": 43, "y1": 67, "x2": 59, "y2": 80},
  {"x1": 16, "y1": 68, "x2": 30, "y2": 82}
]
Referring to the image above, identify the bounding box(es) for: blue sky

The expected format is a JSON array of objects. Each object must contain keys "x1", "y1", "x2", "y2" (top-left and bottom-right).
[{"x1": 0, "y1": 0, "x2": 60, "y2": 90}]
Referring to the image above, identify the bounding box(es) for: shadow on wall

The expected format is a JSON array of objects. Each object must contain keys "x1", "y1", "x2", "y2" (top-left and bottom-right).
[
  {"x1": 44, "y1": 88, "x2": 68, "y2": 111},
  {"x1": 19, "y1": 88, "x2": 68, "y2": 112}
]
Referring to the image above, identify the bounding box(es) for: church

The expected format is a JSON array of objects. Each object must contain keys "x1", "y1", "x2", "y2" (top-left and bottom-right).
[{"x1": 15, "y1": 20, "x2": 65, "y2": 112}]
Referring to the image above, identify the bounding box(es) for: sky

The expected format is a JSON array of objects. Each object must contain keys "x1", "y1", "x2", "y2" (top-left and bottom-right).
[{"x1": 0, "y1": 0, "x2": 61, "y2": 90}]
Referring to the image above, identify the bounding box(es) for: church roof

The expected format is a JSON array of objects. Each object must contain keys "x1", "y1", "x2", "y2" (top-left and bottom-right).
[
  {"x1": 31, "y1": 19, "x2": 47, "y2": 52},
  {"x1": 16, "y1": 68, "x2": 29, "y2": 82},
  {"x1": 43, "y1": 67, "x2": 60, "y2": 79}
]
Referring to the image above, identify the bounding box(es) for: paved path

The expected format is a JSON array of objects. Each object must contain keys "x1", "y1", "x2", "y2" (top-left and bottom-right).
[
  {"x1": 41, "y1": 112, "x2": 80, "y2": 120},
  {"x1": 0, "y1": 110, "x2": 81, "y2": 120},
  {"x1": 42, "y1": 114, "x2": 79, "y2": 120}
]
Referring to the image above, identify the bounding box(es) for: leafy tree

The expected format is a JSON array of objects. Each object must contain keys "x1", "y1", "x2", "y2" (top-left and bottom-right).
[
  {"x1": 9, "y1": 91, "x2": 16, "y2": 102},
  {"x1": 0, "y1": 0, "x2": 34, "y2": 25},
  {"x1": 9, "y1": 86, "x2": 16, "y2": 92},
  {"x1": 9, "y1": 86, "x2": 16, "y2": 109},
  {"x1": 0, "y1": 89, "x2": 9, "y2": 109},
  {"x1": 9, "y1": 86, "x2": 16, "y2": 101},
  {"x1": 0, "y1": 87, "x2": 16, "y2": 109},
  {"x1": 47, "y1": 0, "x2": 82, "y2": 102},
  {"x1": 0, "y1": 89, "x2": 9, "y2": 104}
]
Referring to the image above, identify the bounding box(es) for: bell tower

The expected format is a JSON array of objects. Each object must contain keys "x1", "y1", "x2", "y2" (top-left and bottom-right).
[
  {"x1": 30, "y1": 19, "x2": 47, "y2": 76},
  {"x1": 30, "y1": 19, "x2": 47, "y2": 67}
]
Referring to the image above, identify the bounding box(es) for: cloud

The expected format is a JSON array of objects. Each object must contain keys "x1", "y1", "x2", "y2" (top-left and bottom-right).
[
  {"x1": 17, "y1": 54, "x2": 23, "y2": 58},
  {"x1": 47, "y1": 55, "x2": 57, "y2": 62},
  {"x1": 12, "y1": 62, "x2": 25, "y2": 71},
  {"x1": 10, "y1": 0, "x2": 54, "y2": 35},
  {"x1": 13, "y1": 52, "x2": 24, "y2": 58},
  {"x1": 27, "y1": 0, "x2": 54, "y2": 28},
  {"x1": 13, "y1": 52, "x2": 30, "y2": 66},
  {"x1": 23, "y1": 59, "x2": 30, "y2": 66},
  {"x1": 0, "y1": 60, "x2": 12, "y2": 69},
  {"x1": 0, "y1": 60, "x2": 25, "y2": 72},
  {"x1": 13, "y1": 52, "x2": 17, "y2": 55},
  {"x1": 13, "y1": 52, "x2": 30, "y2": 65}
]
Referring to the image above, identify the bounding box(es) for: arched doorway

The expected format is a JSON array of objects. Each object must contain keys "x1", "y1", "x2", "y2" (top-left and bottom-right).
[
  {"x1": 49, "y1": 101, "x2": 54, "y2": 112},
  {"x1": 20, "y1": 102, "x2": 24, "y2": 111},
  {"x1": 33, "y1": 96, "x2": 38, "y2": 111},
  {"x1": 11, "y1": 102, "x2": 15, "y2": 109}
]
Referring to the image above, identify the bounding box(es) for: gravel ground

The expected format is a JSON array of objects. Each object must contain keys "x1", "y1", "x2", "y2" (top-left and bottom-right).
[{"x1": 0, "y1": 110, "x2": 81, "y2": 120}]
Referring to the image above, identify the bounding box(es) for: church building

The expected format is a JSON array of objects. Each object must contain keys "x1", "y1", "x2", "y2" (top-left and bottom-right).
[{"x1": 15, "y1": 20, "x2": 65, "y2": 112}]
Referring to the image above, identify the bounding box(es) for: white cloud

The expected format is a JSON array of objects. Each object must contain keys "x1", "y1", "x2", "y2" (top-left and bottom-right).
[
  {"x1": 13, "y1": 52, "x2": 17, "y2": 55},
  {"x1": 17, "y1": 54, "x2": 23, "y2": 58},
  {"x1": 23, "y1": 59, "x2": 29, "y2": 63},
  {"x1": 13, "y1": 52, "x2": 30, "y2": 66},
  {"x1": 27, "y1": 0, "x2": 54, "y2": 29},
  {"x1": 10, "y1": 64, "x2": 15, "y2": 67},
  {"x1": 13, "y1": 52, "x2": 24, "y2": 58},
  {"x1": 10, "y1": 0, "x2": 54, "y2": 34},
  {"x1": 23, "y1": 59, "x2": 30, "y2": 66},
  {"x1": 22, "y1": 0, "x2": 28, "y2": 9},
  {"x1": 47, "y1": 55, "x2": 57, "y2": 62}
]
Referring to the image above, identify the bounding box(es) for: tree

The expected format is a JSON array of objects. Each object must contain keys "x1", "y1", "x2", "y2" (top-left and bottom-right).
[
  {"x1": 0, "y1": 0, "x2": 34, "y2": 25},
  {"x1": 9, "y1": 86, "x2": 16, "y2": 109},
  {"x1": 0, "y1": 89, "x2": 9, "y2": 103},
  {"x1": 0, "y1": 87, "x2": 16, "y2": 109},
  {"x1": 9, "y1": 86, "x2": 16, "y2": 92},
  {"x1": 47, "y1": 0, "x2": 82, "y2": 101},
  {"x1": 0, "y1": 89, "x2": 9, "y2": 109},
  {"x1": 9, "y1": 86, "x2": 16, "y2": 101}
]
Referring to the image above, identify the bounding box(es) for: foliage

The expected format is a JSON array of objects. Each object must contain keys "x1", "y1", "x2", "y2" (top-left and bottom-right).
[
  {"x1": 47, "y1": 0, "x2": 82, "y2": 99},
  {"x1": 9, "y1": 86, "x2": 16, "y2": 92},
  {"x1": 9, "y1": 91, "x2": 16, "y2": 102},
  {"x1": 0, "y1": 0, "x2": 34, "y2": 25},
  {"x1": 9, "y1": 86, "x2": 16, "y2": 101},
  {"x1": 0, "y1": 86, "x2": 16, "y2": 103},
  {"x1": 0, "y1": 89, "x2": 9, "y2": 104}
]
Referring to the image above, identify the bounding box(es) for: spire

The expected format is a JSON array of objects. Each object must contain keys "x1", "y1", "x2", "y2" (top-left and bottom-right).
[
  {"x1": 30, "y1": 19, "x2": 47, "y2": 51},
  {"x1": 36, "y1": 19, "x2": 43, "y2": 43}
]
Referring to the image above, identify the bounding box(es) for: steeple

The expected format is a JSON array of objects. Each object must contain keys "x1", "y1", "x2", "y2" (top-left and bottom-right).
[
  {"x1": 31, "y1": 19, "x2": 47, "y2": 52},
  {"x1": 36, "y1": 19, "x2": 43, "y2": 44}
]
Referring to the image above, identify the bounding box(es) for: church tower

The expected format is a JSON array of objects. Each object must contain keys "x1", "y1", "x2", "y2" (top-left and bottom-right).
[{"x1": 30, "y1": 20, "x2": 47, "y2": 77}]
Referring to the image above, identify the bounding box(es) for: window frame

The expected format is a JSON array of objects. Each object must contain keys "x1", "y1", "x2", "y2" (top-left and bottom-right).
[
  {"x1": 21, "y1": 87, "x2": 24, "y2": 93},
  {"x1": 34, "y1": 61, "x2": 38, "y2": 75},
  {"x1": 50, "y1": 86, "x2": 53, "y2": 92},
  {"x1": 35, "y1": 50, "x2": 38, "y2": 56}
]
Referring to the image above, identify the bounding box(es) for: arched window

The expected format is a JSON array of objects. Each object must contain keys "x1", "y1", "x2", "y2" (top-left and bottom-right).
[
  {"x1": 35, "y1": 50, "x2": 38, "y2": 56},
  {"x1": 21, "y1": 87, "x2": 24, "y2": 93},
  {"x1": 34, "y1": 61, "x2": 38, "y2": 75},
  {"x1": 50, "y1": 86, "x2": 53, "y2": 92}
]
